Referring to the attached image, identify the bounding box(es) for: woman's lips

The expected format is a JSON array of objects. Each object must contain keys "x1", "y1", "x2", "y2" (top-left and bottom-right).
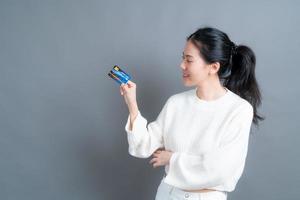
[{"x1": 182, "y1": 73, "x2": 190, "y2": 77}]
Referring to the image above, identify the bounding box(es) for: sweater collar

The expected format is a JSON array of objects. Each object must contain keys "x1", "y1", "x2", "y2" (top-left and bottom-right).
[{"x1": 191, "y1": 87, "x2": 233, "y2": 108}]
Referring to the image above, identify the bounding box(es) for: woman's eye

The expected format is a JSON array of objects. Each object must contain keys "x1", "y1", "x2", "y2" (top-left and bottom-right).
[{"x1": 181, "y1": 56, "x2": 193, "y2": 63}]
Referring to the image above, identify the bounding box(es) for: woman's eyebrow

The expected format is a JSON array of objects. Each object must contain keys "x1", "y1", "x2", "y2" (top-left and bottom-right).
[{"x1": 182, "y1": 52, "x2": 194, "y2": 58}]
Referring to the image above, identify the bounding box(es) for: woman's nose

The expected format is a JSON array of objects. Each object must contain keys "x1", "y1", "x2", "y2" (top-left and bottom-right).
[{"x1": 180, "y1": 61, "x2": 186, "y2": 70}]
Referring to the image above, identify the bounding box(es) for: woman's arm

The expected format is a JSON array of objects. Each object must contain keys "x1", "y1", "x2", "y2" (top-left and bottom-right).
[
  {"x1": 120, "y1": 81, "x2": 172, "y2": 158},
  {"x1": 124, "y1": 98, "x2": 171, "y2": 158},
  {"x1": 128, "y1": 103, "x2": 138, "y2": 131},
  {"x1": 120, "y1": 80, "x2": 139, "y2": 131}
]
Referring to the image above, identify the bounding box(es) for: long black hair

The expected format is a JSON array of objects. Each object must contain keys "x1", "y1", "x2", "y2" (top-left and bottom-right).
[{"x1": 187, "y1": 27, "x2": 265, "y2": 127}]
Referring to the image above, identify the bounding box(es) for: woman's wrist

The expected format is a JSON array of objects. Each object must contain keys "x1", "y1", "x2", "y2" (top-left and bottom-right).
[{"x1": 128, "y1": 102, "x2": 138, "y2": 114}]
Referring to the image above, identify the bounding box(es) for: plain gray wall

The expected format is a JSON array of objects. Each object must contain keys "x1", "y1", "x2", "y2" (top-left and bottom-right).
[{"x1": 1, "y1": 0, "x2": 299, "y2": 199}]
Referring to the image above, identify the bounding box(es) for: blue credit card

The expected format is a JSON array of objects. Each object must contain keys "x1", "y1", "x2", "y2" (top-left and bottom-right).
[
  {"x1": 108, "y1": 72, "x2": 123, "y2": 85},
  {"x1": 108, "y1": 65, "x2": 131, "y2": 85}
]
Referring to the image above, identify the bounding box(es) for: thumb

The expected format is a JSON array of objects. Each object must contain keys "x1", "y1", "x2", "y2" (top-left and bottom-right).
[{"x1": 126, "y1": 82, "x2": 132, "y2": 88}]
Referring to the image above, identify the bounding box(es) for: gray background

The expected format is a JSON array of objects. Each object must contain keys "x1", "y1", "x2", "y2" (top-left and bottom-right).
[{"x1": 0, "y1": 0, "x2": 299, "y2": 199}]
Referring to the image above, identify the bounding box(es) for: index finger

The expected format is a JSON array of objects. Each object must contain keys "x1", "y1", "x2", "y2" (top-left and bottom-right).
[{"x1": 127, "y1": 80, "x2": 135, "y2": 85}]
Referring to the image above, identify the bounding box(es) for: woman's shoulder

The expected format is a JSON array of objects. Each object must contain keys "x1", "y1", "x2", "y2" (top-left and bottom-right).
[{"x1": 228, "y1": 90, "x2": 253, "y2": 114}]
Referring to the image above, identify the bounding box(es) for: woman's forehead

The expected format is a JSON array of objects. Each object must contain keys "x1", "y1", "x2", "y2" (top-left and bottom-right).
[{"x1": 183, "y1": 41, "x2": 200, "y2": 56}]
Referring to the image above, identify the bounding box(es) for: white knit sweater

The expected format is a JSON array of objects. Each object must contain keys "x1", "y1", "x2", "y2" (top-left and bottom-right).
[{"x1": 124, "y1": 87, "x2": 254, "y2": 192}]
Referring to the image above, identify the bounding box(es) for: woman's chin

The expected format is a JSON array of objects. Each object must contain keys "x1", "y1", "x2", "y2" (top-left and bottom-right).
[{"x1": 182, "y1": 77, "x2": 193, "y2": 86}]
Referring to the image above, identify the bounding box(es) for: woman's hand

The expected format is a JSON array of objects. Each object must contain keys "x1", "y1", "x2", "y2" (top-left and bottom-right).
[
  {"x1": 120, "y1": 80, "x2": 137, "y2": 107},
  {"x1": 149, "y1": 149, "x2": 173, "y2": 168}
]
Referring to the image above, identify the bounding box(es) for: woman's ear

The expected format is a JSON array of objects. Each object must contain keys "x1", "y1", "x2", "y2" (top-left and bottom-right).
[{"x1": 208, "y1": 62, "x2": 220, "y2": 75}]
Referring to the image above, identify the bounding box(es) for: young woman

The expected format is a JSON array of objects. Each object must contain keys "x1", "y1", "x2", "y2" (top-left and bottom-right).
[{"x1": 120, "y1": 27, "x2": 264, "y2": 200}]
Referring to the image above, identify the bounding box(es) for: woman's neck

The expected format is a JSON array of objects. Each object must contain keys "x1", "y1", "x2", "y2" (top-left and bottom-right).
[{"x1": 195, "y1": 80, "x2": 227, "y2": 101}]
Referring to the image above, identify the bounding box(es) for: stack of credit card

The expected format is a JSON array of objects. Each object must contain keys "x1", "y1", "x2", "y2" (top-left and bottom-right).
[{"x1": 108, "y1": 65, "x2": 131, "y2": 85}]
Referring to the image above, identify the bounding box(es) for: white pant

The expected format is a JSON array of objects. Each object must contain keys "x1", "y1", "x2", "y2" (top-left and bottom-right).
[{"x1": 155, "y1": 177, "x2": 228, "y2": 200}]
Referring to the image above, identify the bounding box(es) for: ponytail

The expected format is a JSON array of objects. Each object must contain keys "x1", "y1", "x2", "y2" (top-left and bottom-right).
[{"x1": 223, "y1": 44, "x2": 265, "y2": 126}]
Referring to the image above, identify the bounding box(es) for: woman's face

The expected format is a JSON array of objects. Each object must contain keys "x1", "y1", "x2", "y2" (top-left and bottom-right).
[{"x1": 180, "y1": 40, "x2": 210, "y2": 87}]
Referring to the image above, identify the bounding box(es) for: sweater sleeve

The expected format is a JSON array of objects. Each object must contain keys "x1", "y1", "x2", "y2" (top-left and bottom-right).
[
  {"x1": 125, "y1": 97, "x2": 171, "y2": 158},
  {"x1": 163, "y1": 103, "x2": 254, "y2": 190}
]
